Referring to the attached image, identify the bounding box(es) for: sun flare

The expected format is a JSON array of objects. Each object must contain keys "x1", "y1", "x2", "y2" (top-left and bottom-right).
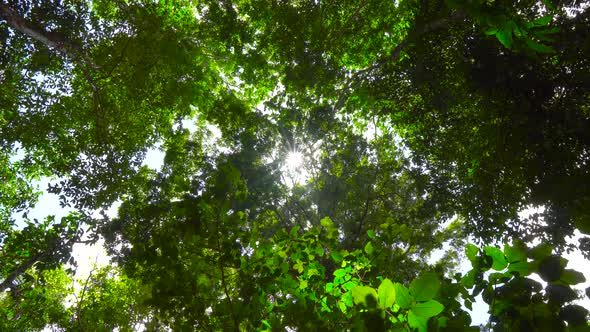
[{"x1": 286, "y1": 151, "x2": 304, "y2": 169}]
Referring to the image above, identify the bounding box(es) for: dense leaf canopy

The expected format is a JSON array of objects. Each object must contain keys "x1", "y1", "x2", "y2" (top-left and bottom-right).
[{"x1": 1, "y1": 0, "x2": 589, "y2": 331}]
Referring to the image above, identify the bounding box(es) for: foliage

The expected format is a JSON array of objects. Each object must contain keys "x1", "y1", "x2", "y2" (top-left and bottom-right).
[
  {"x1": 0, "y1": 0, "x2": 589, "y2": 331},
  {"x1": 0, "y1": 267, "x2": 72, "y2": 331}
]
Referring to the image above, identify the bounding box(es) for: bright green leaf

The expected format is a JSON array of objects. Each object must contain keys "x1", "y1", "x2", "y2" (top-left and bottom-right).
[
  {"x1": 364, "y1": 241, "x2": 374, "y2": 255},
  {"x1": 408, "y1": 310, "x2": 429, "y2": 332},
  {"x1": 325, "y1": 282, "x2": 334, "y2": 293},
  {"x1": 465, "y1": 244, "x2": 479, "y2": 264},
  {"x1": 334, "y1": 268, "x2": 347, "y2": 278},
  {"x1": 378, "y1": 278, "x2": 395, "y2": 309},
  {"x1": 393, "y1": 283, "x2": 413, "y2": 309},
  {"x1": 484, "y1": 246, "x2": 508, "y2": 270},
  {"x1": 338, "y1": 301, "x2": 347, "y2": 313},
  {"x1": 299, "y1": 279, "x2": 308, "y2": 290},
  {"x1": 411, "y1": 299, "x2": 445, "y2": 318},
  {"x1": 352, "y1": 286, "x2": 378, "y2": 308},
  {"x1": 294, "y1": 260, "x2": 305, "y2": 274},
  {"x1": 320, "y1": 216, "x2": 334, "y2": 228},
  {"x1": 508, "y1": 261, "x2": 533, "y2": 276},
  {"x1": 504, "y1": 241, "x2": 527, "y2": 263}
]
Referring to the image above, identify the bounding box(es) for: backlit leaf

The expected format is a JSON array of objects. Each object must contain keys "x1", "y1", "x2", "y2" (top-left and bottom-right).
[
  {"x1": 411, "y1": 299, "x2": 445, "y2": 318},
  {"x1": 484, "y1": 246, "x2": 507, "y2": 270},
  {"x1": 352, "y1": 286, "x2": 378, "y2": 308},
  {"x1": 364, "y1": 241, "x2": 374, "y2": 255},
  {"x1": 410, "y1": 273, "x2": 440, "y2": 302},
  {"x1": 393, "y1": 282, "x2": 413, "y2": 309},
  {"x1": 378, "y1": 278, "x2": 395, "y2": 308}
]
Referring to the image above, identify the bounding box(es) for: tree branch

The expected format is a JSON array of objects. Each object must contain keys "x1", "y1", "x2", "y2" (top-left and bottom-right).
[
  {"x1": 75, "y1": 263, "x2": 98, "y2": 332},
  {"x1": 0, "y1": 4, "x2": 97, "y2": 69},
  {"x1": 0, "y1": 4, "x2": 66, "y2": 52},
  {"x1": 0, "y1": 251, "x2": 44, "y2": 292},
  {"x1": 1, "y1": 218, "x2": 84, "y2": 294},
  {"x1": 0, "y1": 3, "x2": 102, "y2": 113}
]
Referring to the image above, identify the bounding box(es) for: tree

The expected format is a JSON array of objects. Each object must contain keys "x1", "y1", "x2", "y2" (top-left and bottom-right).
[{"x1": 1, "y1": 0, "x2": 589, "y2": 331}]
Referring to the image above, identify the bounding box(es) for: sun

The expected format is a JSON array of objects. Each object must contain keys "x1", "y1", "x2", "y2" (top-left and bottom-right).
[
  {"x1": 282, "y1": 150, "x2": 309, "y2": 187},
  {"x1": 286, "y1": 151, "x2": 303, "y2": 169}
]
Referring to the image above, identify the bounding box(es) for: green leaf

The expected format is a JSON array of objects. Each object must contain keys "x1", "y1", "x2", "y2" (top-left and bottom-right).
[
  {"x1": 512, "y1": 23, "x2": 525, "y2": 38},
  {"x1": 504, "y1": 241, "x2": 527, "y2": 263},
  {"x1": 538, "y1": 256, "x2": 567, "y2": 282},
  {"x1": 411, "y1": 299, "x2": 445, "y2": 318},
  {"x1": 280, "y1": 262, "x2": 289, "y2": 274},
  {"x1": 342, "y1": 280, "x2": 358, "y2": 291},
  {"x1": 465, "y1": 244, "x2": 479, "y2": 264},
  {"x1": 484, "y1": 246, "x2": 508, "y2": 270},
  {"x1": 408, "y1": 310, "x2": 429, "y2": 332},
  {"x1": 367, "y1": 229, "x2": 376, "y2": 239},
  {"x1": 290, "y1": 226, "x2": 301, "y2": 236},
  {"x1": 536, "y1": 26, "x2": 561, "y2": 35},
  {"x1": 488, "y1": 272, "x2": 509, "y2": 285},
  {"x1": 378, "y1": 278, "x2": 395, "y2": 308},
  {"x1": 352, "y1": 286, "x2": 378, "y2": 308},
  {"x1": 320, "y1": 216, "x2": 334, "y2": 228},
  {"x1": 393, "y1": 283, "x2": 413, "y2": 309},
  {"x1": 364, "y1": 241, "x2": 374, "y2": 255},
  {"x1": 331, "y1": 251, "x2": 344, "y2": 262},
  {"x1": 525, "y1": 39, "x2": 554, "y2": 53},
  {"x1": 294, "y1": 260, "x2": 305, "y2": 274},
  {"x1": 508, "y1": 261, "x2": 533, "y2": 276},
  {"x1": 532, "y1": 15, "x2": 553, "y2": 26},
  {"x1": 325, "y1": 282, "x2": 334, "y2": 293},
  {"x1": 299, "y1": 279, "x2": 308, "y2": 290},
  {"x1": 461, "y1": 269, "x2": 477, "y2": 288},
  {"x1": 496, "y1": 22, "x2": 514, "y2": 48},
  {"x1": 334, "y1": 268, "x2": 347, "y2": 278},
  {"x1": 530, "y1": 243, "x2": 553, "y2": 260},
  {"x1": 410, "y1": 273, "x2": 440, "y2": 302},
  {"x1": 485, "y1": 28, "x2": 498, "y2": 36},
  {"x1": 560, "y1": 269, "x2": 586, "y2": 285},
  {"x1": 464, "y1": 299, "x2": 473, "y2": 310},
  {"x1": 338, "y1": 301, "x2": 347, "y2": 313}
]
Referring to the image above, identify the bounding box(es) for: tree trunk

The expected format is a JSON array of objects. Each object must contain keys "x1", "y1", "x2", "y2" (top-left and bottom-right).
[
  {"x1": 0, "y1": 3, "x2": 97, "y2": 70},
  {"x1": 0, "y1": 4, "x2": 69, "y2": 53}
]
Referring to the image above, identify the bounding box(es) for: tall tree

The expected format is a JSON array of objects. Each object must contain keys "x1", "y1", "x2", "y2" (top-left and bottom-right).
[{"x1": 1, "y1": 0, "x2": 589, "y2": 331}]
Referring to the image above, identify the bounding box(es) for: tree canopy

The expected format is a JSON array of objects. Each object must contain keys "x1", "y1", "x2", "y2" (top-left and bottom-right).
[{"x1": 1, "y1": 0, "x2": 589, "y2": 331}]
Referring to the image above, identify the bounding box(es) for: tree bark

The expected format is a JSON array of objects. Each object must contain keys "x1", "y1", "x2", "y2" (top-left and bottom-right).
[
  {"x1": 0, "y1": 4, "x2": 69, "y2": 54},
  {"x1": 0, "y1": 251, "x2": 44, "y2": 292},
  {"x1": 0, "y1": 3, "x2": 98, "y2": 70},
  {"x1": 0, "y1": 2, "x2": 102, "y2": 120}
]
